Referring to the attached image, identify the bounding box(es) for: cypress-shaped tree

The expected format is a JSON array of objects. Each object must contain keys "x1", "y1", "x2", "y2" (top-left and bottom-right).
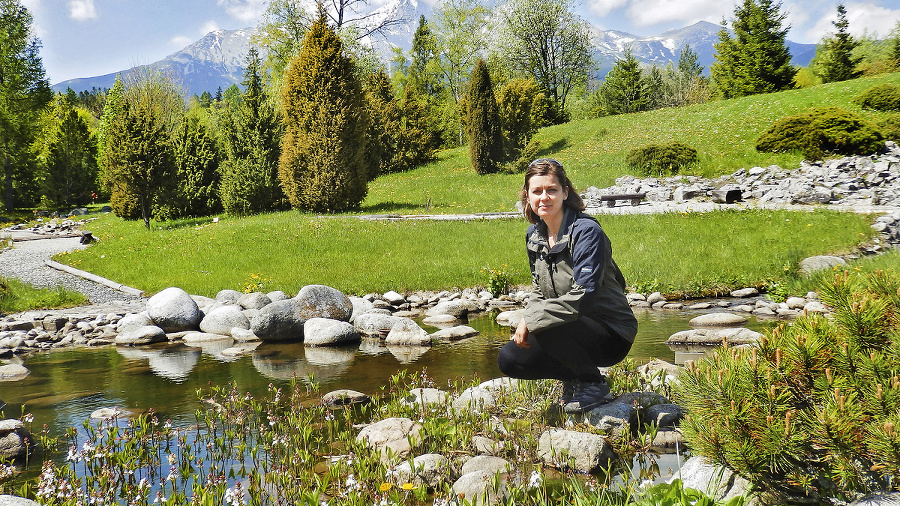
[
  {"x1": 278, "y1": 11, "x2": 371, "y2": 212},
  {"x1": 817, "y1": 3, "x2": 863, "y2": 83},
  {"x1": 465, "y1": 59, "x2": 502, "y2": 175},
  {"x1": 711, "y1": 0, "x2": 796, "y2": 98},
  {"x1": 363, "y1": 69, "x2": 397, "y2": 179},
  {"x1": 600, "y1": 48, "x2": 650, "y2": 115}
]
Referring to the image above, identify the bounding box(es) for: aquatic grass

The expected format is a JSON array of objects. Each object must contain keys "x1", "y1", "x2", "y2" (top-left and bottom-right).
[
  {"x1": 0, "y1": 276, "x2": 87, "y2": 314},
  {"x1": 57, "y1": 208, "x2": 874, "y2": 299},
  {"x1": 6, "y1": 367, "x2": 738, "y2": 505}
]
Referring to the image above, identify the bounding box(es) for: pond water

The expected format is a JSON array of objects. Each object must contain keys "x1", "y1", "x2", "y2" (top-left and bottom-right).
[{"x1": 1, "y1": 308, "x2": 776, "y2": 438}]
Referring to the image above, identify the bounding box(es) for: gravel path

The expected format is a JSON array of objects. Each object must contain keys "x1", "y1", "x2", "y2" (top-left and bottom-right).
[{"x1": 0, "y1": 235, "x2": 141, "y2": 305}]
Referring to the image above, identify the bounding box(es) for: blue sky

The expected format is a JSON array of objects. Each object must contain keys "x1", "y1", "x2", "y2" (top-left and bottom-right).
[{"x1": 23, "y1": 0, "x2": 900, "y2": 85}]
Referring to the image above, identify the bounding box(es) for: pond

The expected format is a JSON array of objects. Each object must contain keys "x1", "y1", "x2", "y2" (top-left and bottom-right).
[{"x1": 1, "y1": 307, "x2": 776, "y2": 438}]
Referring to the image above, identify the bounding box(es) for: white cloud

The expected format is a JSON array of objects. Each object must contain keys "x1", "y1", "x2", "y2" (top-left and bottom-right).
[
  {"x1": 803, "y1": 1, "x2": 900, "y2": 42},
  {"x1": 170, "y1": 35, "x2": 194, "y2": 48},
  {"x1": 201, "y1": 20, "x2": 221, "y2": 35},
  {"x1": 624, "y1": 0, "x2": 725, "y2": 27},
  {"x1": 586, "y1": 0, "x2": 630, "y2": 19},
  {"x1": 217, "y1": 0, "x2": 269, "y2": 23},
  {"x1": 68, "y1": 0, "x2": 97, "y2": 21}
]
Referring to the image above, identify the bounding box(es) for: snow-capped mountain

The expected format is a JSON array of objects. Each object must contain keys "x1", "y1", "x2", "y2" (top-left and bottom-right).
[{"x1": 52, "y1": 3, "x2": 817, "y2": 96}]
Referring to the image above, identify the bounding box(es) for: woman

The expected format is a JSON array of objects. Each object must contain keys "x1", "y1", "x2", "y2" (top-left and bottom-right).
[{"x1": 497, "y1": 159, "x2": 637, "y2": 414}]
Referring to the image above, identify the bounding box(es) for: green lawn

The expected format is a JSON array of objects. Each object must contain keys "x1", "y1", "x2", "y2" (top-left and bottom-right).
[{"x1": 363, "y1": 72, "x2": 900, "y2": 215}]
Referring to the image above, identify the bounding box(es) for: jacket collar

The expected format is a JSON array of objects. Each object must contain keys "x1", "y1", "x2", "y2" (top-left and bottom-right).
[{"x1": 527, "y1": 207, "x2": 576, "y2": 254}]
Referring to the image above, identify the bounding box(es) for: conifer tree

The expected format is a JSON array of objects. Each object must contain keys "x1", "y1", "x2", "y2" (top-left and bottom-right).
[
  {"x1": 599, "y1": 49, "x2": 650, "y2": 115},
  {"x1": 817, "y1": 3, "x2": 863, "y2": 83},
  {"x1": 219, "y1": 48, "x2": 285, "y2": 215},
  {"x1": 97, "y1": 76, "x2": 124, "y2": 200},
  {"x1": 711, "y1": 0, "x2": 796, "y2": 98},
  {"x1": 0, "y1": 0, "x2": 52, "y2": 211},
  {"x1": 278, "y1": 11, "x2": 371, "y2": 212},
  {"x1": 496, "y1": 78, "x2": 545, "y2": 162},
  {"x1": 172, "y1": 114, "x2": 221, "y2": 217},
  {"x1": 465, "y1": 59, "x2": 503, "y2": 175},
  {"x1": 43, "y1": 97, "x2": 98, "y2": 208}
]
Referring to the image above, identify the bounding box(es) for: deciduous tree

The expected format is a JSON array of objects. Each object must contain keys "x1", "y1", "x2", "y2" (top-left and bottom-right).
[
  {"x1": 499, "y1": 0, "x2": 592, "y2": 122},
  {"x1": 711, "y1": 0, "x2": 796, "y2": 98}
]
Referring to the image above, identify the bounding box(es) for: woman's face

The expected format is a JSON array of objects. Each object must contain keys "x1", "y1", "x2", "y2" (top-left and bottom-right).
[{"x1": 527, "y1": 174, "x2": 568, "y2": 223}]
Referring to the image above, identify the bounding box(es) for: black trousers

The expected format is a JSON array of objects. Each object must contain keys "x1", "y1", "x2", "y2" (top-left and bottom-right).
[{"x1": 497, "y1": 319, "x2": 632, "y2": 382}]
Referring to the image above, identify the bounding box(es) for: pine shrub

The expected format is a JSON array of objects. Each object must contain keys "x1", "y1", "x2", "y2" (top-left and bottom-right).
[
  {"x1": 879, "y1": 114, "x2": 900, "y2": 142},
  {"x1": 678, "y1": 270, "x2": 900, "y2": 504},
  {"x1": 496, "y1": 78, "x2": 547, "y2": 162},
  {"x1": 625, "y1": 142, "x2": 699, "y2": 176},
  {"x1": 466, "y1": 59, "x2": 503, "y2": 175},
  {"x1": 756, "y1": 107, "x2": 884, "y2": 160},
  {"x1": 278, "y1": 14, "x2": 371, "y2": 212},
  {"x1": 854, "y1": 84, "x2": 900, "y2": 112},
  {"x1": 109, "y1": 182, "x2": 141, "y2": 220}
]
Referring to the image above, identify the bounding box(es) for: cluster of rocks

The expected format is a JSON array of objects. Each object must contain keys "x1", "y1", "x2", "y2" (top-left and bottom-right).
[
  {"x1": 582, "y1": 141, "x2": 900, "y2": 247},
  {"x1": 3, "y1": 217, "x2": 88, "y2": 238}
]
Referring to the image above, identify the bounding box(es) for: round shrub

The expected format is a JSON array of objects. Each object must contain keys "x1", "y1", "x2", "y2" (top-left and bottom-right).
[
  {"x1": 878, "y1": 114, "x2": 900, "y2": 142},
  {"x1": 854, "y1": 84, "x2": 900, "y2": 111},
  {"x1": 756, "y1": 107, "x2": 884, "y2": 161},
  {"x1": 625, "y1": 142, "x2": 699, "y2": 176}
]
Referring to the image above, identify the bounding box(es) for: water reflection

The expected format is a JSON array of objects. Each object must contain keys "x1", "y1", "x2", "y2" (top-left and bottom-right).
[{"x1": 1, "y1": 309, "x2": 776, "y2": 438}]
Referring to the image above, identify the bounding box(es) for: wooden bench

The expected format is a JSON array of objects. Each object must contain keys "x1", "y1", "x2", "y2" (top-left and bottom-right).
[{"x1": 599, "y1": 193, "x2": 646, "y2": 207}]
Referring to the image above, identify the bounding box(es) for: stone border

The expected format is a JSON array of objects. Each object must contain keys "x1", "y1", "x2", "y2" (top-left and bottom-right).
[{"x1": 43, "y1": 259, "x2": 144, "y2": 297}]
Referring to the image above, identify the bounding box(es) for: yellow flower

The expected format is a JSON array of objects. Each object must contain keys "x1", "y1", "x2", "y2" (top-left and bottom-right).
[
  {"x1": 401, "y1": 483, "x2": 415, "y2": 490},
  {"x1": 379, "y1": 483, "x2": 393, "y2": 492}
]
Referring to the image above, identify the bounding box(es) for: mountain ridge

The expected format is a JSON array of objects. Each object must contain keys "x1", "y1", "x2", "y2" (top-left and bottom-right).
[{"x1": 52, "y1": 13, "x2": 817, "y2": 96}]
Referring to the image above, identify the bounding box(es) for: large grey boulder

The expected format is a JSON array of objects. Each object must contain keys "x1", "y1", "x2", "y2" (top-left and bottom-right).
[
  {"x1": 385, "y1": 318, "x2": 431, "y2": 346},
  {"x1": 389, "y1": 454, "x2": 451, "y2": 489},
  {"x1": 303, "y1": 318, "x2": 360, "y2": 346},
  {"x1": 689, "y1": 313, "x2": 747, "y2": 327},
  {"x1": 147, "y1": 287, "x2": 201, "y2": 332},
  {"x1": 215, "y1": 289, "x2": 242, "y2": 304},
  {"x1": 237, "y1": 292, "x2": 272, "y2": 310},
  {"x1": 356, "y1": 417, "x2": 424, "y2": 463},
  {"x1": 401, "y1": 388, "x2": 448, "y2": 407},
  {"x1": 348, "y1": 297, "x2": 375, "y2": 323},
  {"x1": 425, "y1": 300, "x2": 470, "y2": 319},
  {"x1": 0, "y1": 364, "x2": 29, "y2": 381},
  {"x1": 0, "y1": 496, "x2": 41, "y2": 506},
  {"x1": 200, "y1": 305, "x2": 250, "y2": 336},
  {"x1": 0, "y1": 419, "x2": 33, "y2": 460},
  {"x1": 452, "y1": 386, "x2": 496, "y2": 412},
  {"x1": 800, "y1": 255, "x2": 846, "y2": 275},
  {"x1": 538, "y1": 428, "x2": 613, "y2": 473},
  {"x1": 116, "y1": 313, "x2": 153, "y2": 333},
  {"x1": 666, "y1": 327, "x2": 762, "y2": 345},
  {"x1": 115, "y1": 325, "x2": 166, "y2": 346},
  {"x1": 430, "y1": 325, "x2": 479, "y2": 341},
  {"x1": 294, "y1": 284, "x2": 353, "y2": 322},
  {"x1": 250, "y1": 299, "x2": 305, "y2": 342},
  {"x1": 670, "y1": 456, "x2": 754, "y2": 504},
  {"x1": 355, "y1": 313, "x2": 405, "y2": 338},
  {"x1": 460, "y1": 455, "x2": 511, "y2": 476},
  {"x1": 452, "y1": 470, "x2": 508, "y2": 506}
]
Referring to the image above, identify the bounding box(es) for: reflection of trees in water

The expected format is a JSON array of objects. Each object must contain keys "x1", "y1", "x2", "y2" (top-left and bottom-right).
[
  {"x1": 251, "y1": 344, "x2": 356, "y2": 381},
  {"x1": 116, "y1": 346, "x2": 201, "y2": 382}
]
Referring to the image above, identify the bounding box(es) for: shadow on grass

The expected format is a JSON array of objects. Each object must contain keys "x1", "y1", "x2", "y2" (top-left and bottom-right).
[
  {"x1": 537, "y1": 138, "x2": 570, "y2": 157},
  {"x1": 359, "y1": 202, "x2": 423, "y2": 214}
]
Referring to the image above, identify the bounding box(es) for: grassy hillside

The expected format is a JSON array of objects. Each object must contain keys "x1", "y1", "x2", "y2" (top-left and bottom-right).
[{"x1": 363, "y1": 72, "x2": 900, "y2": 215}]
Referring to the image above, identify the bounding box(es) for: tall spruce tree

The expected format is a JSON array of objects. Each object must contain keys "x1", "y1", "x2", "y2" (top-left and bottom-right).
[
  {"x1": 817, "y1": 3, "x2": 863, "y2": 83},
  {"x1": 711, "y1": 0, "x2": 796, "y2": 98},
  {"x1": 599, "y1": 48, "x2": 650, "y2": 115},
  {"x1": 43, "y1": 96, "x2": 98, "y2": 208},
  {"x1": 172, "y1": 114, "x2": 221, "y2": 217},
  {"x1": 466, "y1": 59, "x2": 503, "y2": 175},
  {"x1": 219, "y1": 48, "x2": 285, "y2": 215},
  {"x1": 278, "y1": 11, "x2": 371, "y2": 212},
  {"x1": 0, "y1": 0, "x2": 51, "y2": 211}
]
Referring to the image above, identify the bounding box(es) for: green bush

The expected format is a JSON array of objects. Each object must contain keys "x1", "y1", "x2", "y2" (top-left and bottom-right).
[
  {"x1": 678, "y1": 270, "x2": 900, "y2": 504},
  {"x1": 756, "y1": 107, "x2": 884, "y2": 160},
  {"x1": 878, "y1": 114, "x2": 900, "y2": 142},
  {"x1": 109, "y1": 182, "x2": 141, "y2": 220},
  {"x1": 625, "y1": 142, "x2": 699, "y2": 176},
  {"x1": 854, "y1": 84, "x2": 900, "y2": 111}
]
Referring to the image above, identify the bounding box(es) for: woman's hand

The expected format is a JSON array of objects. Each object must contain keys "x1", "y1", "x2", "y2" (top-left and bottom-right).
[{"x1": 512, "y1": 317, "x2": 530, "y2": 349}]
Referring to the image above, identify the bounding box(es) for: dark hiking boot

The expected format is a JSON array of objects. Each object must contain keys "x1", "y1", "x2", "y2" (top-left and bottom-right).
[
  {"x1": 560, "y1": 380, "x2": 578, "y2": 405},
  {"x1": 564, "y1": 377, "x2": 612, "y2": 414}
]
